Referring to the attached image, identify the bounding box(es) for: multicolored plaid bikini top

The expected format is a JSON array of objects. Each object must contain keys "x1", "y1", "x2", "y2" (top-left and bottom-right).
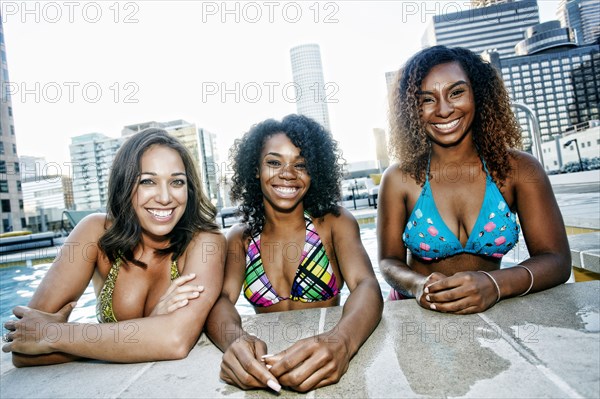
[{"x1": 243, "y1": 212, "x2": 339, "y2": 307}]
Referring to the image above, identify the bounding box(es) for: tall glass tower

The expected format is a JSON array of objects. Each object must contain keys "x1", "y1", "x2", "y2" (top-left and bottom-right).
[
  {"x1": 557, "y1": 0, "x2": 600, "y2": 45},
  {"x1": 0, "y1": 16, "x2": 25, "y2": 232},
  {"x1": 422, "y1": 0, "x2": 540, "y2": 59},
  {"x1": 290, "y1": 44, "x2": 331, "y2": 131}
]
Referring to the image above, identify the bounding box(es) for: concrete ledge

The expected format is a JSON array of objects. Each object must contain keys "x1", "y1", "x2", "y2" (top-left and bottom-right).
[
  {"x1": 1, "y1": 281, "x2": 598, "y2": 398},
  {"x1": 569, "y1": 232, "x2": 600, "y2": 273}
]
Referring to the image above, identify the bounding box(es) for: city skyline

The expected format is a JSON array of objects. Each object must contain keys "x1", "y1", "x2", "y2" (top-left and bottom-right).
[{"x1": 2, "y1": 0, "x2": 560, "y2": 170}]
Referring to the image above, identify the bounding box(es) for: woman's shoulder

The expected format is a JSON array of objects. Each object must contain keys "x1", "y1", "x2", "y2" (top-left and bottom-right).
[
  {"x1": 190, "y1": 228, "x2": 226, "y2": 245},
  {"x1": 381, "y1": 162, "x2": 419, "y2": 188},
  {"x1": 224, "y1": 222, "x2": 250, "y2": 243},
  {"x1": 381, "y1": 162, "x2": 405, "y2": 179},
  {"x1": 506, "y1": 149, "x2": 547, "y2": 183},
  {"x1": 318, "y1": 207, "x2": 359, "y2": 231},
  {"x1": 184, "y1": 229, "x2": 227, "y2": 258},
  {"x1": 71, "y1": 213, "x2": 108, "y2": 237}
]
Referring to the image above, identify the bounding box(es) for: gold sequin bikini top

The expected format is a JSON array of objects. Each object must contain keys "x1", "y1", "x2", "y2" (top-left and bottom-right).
[{"x1": 96, "y1": 257, "x2": 180, "y2": 323}]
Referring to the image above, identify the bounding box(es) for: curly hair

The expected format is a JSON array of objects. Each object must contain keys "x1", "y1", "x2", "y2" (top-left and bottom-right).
[
  {"x1": 99, "y1": 128, "x2": 219, "y2": 267},
  {"x1": 230, "y1": 114, "x2": 344, "y2": 236},
  {"x1": 389, "y1": 45, "x2": 522, "y2": 185}
]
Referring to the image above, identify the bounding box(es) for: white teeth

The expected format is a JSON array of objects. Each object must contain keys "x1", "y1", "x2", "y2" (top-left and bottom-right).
[
  {"x1": 149, "y1": 209, "x2": 173, "y2": 217},
  {"x1": 433, "y1": 119, "x2": 460, "y2": 130},
  {"x1": 275, "y1": 186, "x2": 298, "y2": 194}
]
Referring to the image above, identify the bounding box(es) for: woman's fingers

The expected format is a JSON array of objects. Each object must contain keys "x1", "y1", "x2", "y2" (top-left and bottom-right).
[
  {"x1": 161, "y1": 274, "x2": 196, "y2": 298},
  {"x1": 151, "y1": 278, "x2": 204, "y2": 316}
]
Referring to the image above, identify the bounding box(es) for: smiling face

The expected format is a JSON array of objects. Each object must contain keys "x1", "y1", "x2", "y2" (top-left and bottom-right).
[
  {"x1": 259, "y1": 133, "x2": 311, "y2": 213},
  {"x1": 131, "y1": 145, "x2": 188, "y2": 241},
  {"x1": 418, "y1": 61, "x2": 475, "y2": 148}
]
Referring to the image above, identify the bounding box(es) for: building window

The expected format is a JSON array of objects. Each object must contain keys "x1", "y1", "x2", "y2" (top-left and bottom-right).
[
  {"x1": 1, "y1": 199, "x2": 10, "y2": 213},
  {"x1": 0, "y1": 181, "x2": 8, "y2": 193},
  {"x1": 8, "y1": 106, "x2": 12, "y2": 117},
  {"x1": 10, "y1": 125, "x2": 15, "y2": 135},
  {"x1": 19, "y1": 199, "x2": 23, "y2": 210},
  {"x1": 0, "y1": 142, "x2": 4, "y2": 154},
  {"x1": 588, "y1": 141, "x2": 591, "y2": 147},
  {"x1": 12, "y1": 144, "x2": 16, "y2": 154},
  {"x1": 581, "y1": 142, "x2": 586, "y2": 148},
  {"x1": 16, "y1": 181, "x2": 21, "y2": 191},
  {"x1": 0, "y1": 161, "x2": 5, "y2": 173},
  {"x1": 14, "y1": 162, "x2": 19, "y2": 173}
]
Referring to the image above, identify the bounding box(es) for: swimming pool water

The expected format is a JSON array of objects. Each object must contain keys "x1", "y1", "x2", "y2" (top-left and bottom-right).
[{"x1": 0, "y1": 226, "x2": 391, "y2": 326}]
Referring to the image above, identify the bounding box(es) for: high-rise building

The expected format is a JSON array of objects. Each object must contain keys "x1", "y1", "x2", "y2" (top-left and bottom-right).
[
  {"x1": 69, "y1": 133, "x2": 125, "y2": 211},
  {"x1": 0, "y1": 17, "x2": 25, "y2": 232},
  {"x1": 290, "y1": 44, "x2": 331, "y2": 130},
  {"x1": 557, "y1": 0, "x2": 600, "y2": 45},
  {"x1": 422, "y1": 0, "x2": 540, "y2": 58},
  {"x1": 496, "y1": 22, "x2": 599, "y2": 155}
]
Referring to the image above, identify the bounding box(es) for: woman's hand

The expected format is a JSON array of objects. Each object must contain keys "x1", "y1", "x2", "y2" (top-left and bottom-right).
[
  {"x1": 2, "y1": 302, "x2": 75, "y2": 355},
  {"x1": 220, "y1": 333, "x2": 281, "y2": 392},
  {"x1": 150, "y1": 274, "x2": 204, "y2": 316},
  {"x1": 263, "y1": 332, "x2": 351, "y2": 393},
  {"x1": 422, "y1": 271, "x2": 500, "y2": 314},
  {"x1": 414, "y1": 272, "x2": 447, "y2": 309}
]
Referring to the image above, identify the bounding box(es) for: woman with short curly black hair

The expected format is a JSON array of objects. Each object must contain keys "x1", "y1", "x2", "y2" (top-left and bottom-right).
[
  {"x1": 229, "y1": 114, "x2": 344, "y2": 236},
  {"x1": 207, "y1": 114, "x2": 382, "y2": 393},
  {"x1": 379, "y1": 45, "x2": 571, "y2": 314}
]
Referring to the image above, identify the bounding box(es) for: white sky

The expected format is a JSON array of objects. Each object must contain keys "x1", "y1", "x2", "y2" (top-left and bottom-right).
[{"x1": 3, "y1": 0, "x2": 559, "y2": 166}]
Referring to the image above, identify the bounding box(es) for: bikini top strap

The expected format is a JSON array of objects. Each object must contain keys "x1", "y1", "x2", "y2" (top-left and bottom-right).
[
  {"x1": 426, "y1": 154, "x2": 431, "y2": 182},
  {"x1": 480, "y1": 157, "x2": 492, "y2": 180},
  {"x1": 303, "y1": 211, "x2": 312, "y2": 226}
]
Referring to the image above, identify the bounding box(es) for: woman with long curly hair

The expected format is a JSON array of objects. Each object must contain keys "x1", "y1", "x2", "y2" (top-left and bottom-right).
[
  {"x1": 206, "y1": 114, "x2": 382, "y2": 393},
  {"x1": 379, "y1": 45, "x2": 571, "y2": 314},
  {"x1": 3, "y1": 129, "x2": 225, "y2": 366}
]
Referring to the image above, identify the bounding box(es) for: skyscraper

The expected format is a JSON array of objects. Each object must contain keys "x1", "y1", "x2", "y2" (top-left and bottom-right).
[
  {"x1": 69, "y1": 133, "x2": 125, "y2": 211},
  {"x1": 422, "y1": 0, "x2": 540, "y2": 58},
  {"x1": 0, "y1": 17, "x2": 25, "y2": 232},
  {"x1": 557, "y1": 0, "x2": 600, "y2": 45},
  {"x1": 497, "y1": 21, "x2": 599, "y2": 154},
  {"x1": 290, "y1": 44, "x2": 331, "y2": 130}
]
